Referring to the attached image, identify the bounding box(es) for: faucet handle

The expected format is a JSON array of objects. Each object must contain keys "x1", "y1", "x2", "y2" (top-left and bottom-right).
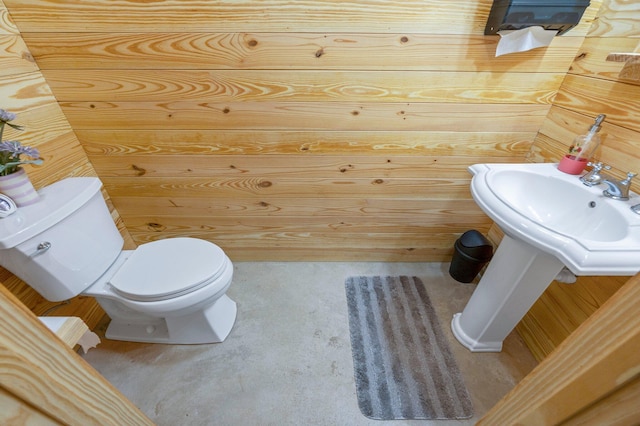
[
  {"x1": 581, "y1": 162, "x2": 611, "y2": 186},
  {"x1": 587, "y1": 162, "x2": 611, "y2": 172},
  {"x1": 587, "y1": 161, "x2": 602, "y2": 169},
  {"x1": 623, "y1": 172, "x2": 637, "y2": 184}
]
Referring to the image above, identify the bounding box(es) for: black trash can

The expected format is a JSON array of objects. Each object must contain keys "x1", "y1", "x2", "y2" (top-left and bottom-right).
[{"x1": 449, "y1": 230, "x2": 494, "y2": 283}]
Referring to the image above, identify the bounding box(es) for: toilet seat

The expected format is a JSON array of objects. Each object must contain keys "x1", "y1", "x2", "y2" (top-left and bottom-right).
[{"x1": 109, "y1": 238, "x2": 227, "y2": 302}]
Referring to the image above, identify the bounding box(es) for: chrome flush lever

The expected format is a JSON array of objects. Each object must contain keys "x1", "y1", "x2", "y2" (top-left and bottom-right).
[{"x1": 31, "y1": 241, "x2": 52, "y2": 257}]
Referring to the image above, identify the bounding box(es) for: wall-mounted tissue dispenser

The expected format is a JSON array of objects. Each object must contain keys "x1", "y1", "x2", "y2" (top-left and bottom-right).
[{"x1": 485, "y1": 0, "x2": 590, "y2": 36}]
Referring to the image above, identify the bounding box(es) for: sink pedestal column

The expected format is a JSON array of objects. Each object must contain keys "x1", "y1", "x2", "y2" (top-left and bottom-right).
[{"x1": 451, "y1": 234, "x2": 564, "y2": 352}]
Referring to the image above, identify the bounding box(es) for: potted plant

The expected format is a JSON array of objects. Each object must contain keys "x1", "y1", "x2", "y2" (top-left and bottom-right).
[{"x1": 0, "y1": 109, "x2": 44, "y2": 206}]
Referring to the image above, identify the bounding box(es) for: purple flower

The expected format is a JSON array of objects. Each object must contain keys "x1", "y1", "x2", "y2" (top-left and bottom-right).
[
  {"x1": 0, "y1": 109, "x2": 16, "y2": 123},
  {"x1": 0, "y1": 140, "x2": 41, "y2": 159},
  {"x1": 0, "y1": 109, "x2": 44, "y2": 176}
]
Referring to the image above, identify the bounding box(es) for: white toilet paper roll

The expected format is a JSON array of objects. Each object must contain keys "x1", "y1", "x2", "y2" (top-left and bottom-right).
[
  {"x1": 77, "y1": 331, "x2": 101, "y2": 354},
  {"x1": 495, "y1": 26, "x2": 558, "y2": 57}
]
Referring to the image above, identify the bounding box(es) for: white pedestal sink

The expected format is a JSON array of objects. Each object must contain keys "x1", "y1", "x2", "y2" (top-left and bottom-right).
[{"x1": 452, "y1": 163, "x2": 640, "y2": 353}]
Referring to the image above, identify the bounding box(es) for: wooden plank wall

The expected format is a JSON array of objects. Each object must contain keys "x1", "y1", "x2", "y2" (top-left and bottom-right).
[
  {"x1": 0, "y1": 0, "x2": 135, "y2": 328},
  {"x1": 3, "y1": 0, "x2": 600, "y2": 261},
  {"x1": 517, "y1": 0, "x2": 640, "y2": 361},
  {"x1": 0, "y1": 285, "x2": 153, "y2": 425}
]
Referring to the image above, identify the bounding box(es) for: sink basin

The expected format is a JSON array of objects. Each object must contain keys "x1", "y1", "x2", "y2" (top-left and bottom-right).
[
  {"x1": 470, "y1": 163, "x2": 640, "y2": 275},
  {"x1": 489, "y1": 170, "x2": 628, "y2": 243}
]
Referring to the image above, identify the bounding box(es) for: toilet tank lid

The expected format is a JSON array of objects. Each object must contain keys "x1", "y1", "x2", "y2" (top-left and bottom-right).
[{"x1": 0, "y1": 177, "x2": 103, "y2": 249}]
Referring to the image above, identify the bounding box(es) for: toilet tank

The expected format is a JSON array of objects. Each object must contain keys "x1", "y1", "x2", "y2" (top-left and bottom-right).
[{"x1": 0, "y1": 178, "x2": 124, "y2": 301}]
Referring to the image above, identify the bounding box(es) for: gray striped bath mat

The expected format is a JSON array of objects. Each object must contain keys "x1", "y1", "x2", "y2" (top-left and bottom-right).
[{"x1": 345, "y1": 276, "x2": 473, "y2": 420}]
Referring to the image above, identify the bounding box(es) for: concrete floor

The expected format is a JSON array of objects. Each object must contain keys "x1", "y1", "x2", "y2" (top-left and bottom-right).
[{"x1": 82, "y1": 262, "x2": 538, "y2": 426}]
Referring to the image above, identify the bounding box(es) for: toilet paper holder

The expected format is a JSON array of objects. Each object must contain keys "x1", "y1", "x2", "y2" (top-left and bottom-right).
[{"x1": 484, "y1": 0, "x2": 591, "y2": 36}]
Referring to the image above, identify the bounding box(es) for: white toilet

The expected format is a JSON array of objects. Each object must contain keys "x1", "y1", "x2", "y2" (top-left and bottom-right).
[{"x1": 0, "y1": 177, "x2": 237, "y2": 344}]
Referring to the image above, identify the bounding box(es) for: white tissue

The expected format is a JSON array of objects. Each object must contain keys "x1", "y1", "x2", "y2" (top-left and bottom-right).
[
  {"x1": 496, "y1": 26, "x2": 558, "y2": 57},
  {"x1": 77, "y1": 331, "x2": 101, "y2": 354}
]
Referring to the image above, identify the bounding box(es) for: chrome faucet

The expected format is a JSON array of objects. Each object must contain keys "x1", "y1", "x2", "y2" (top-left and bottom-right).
[
  {"x1": 603, "y1": 172, "x2": 637, "y2": 201},
  {"x1": 580, "y1": 162, "x2": 610, "y2": 187}
]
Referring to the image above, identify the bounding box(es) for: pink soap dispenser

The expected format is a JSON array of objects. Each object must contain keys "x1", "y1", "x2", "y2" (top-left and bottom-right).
[{"x1": 558, "y1": 114, "x2": 606, "y2": 175}]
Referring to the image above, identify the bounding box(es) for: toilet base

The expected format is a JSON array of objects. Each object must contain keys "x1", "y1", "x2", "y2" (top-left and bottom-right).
[{"x1": 105, "y1": 294, "x2": 237, "y2": 344}]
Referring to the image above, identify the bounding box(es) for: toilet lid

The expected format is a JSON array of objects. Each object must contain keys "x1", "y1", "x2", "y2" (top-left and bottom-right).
[{"x1": 109, "y1": 238, "x2": 227, "y2": 302}]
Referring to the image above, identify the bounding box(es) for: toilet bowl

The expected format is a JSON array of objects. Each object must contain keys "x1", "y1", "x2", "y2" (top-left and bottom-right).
[
  {"x1": 0, "y1": 177, "x2": 237, "y2": 344},
  {"x1": 85, "y1": 237, "x2": 237, "y2": 344}
]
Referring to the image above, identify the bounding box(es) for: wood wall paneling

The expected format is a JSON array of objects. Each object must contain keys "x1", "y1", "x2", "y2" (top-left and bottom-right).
[
  {"x1": 0, "y1": 0, "x2": 17, "y2": 35},
  {"x1": 56, "y1": 102, "x2": 552, "y2": 132},
  {"x1": 569, "y1": 37, "x2": 640, "y2": 80},
  {"x1": 0, "y1": 284, "x2": 153, "y2": 425},
  {"x1": 22, "y1": 33, "x2": 583, "y2": 72},
  {"x1": 2, "y1": 0, "x2": 601, "y2": 35},
  {"x1": 41, "y1": 70, "x2": 564, "y2": 103},
  {"x1": 553, "y1": 74, "x2": 640, "y2": 132},
  {"x1": 0, "y1": 36, "x2": 37, "y2": 75},
  {"x1": 0, "y1": 387, "x2": 60, "y2": 425},
  {"x1": 76, "y1": 130, "x2": 535, "y2": 157},
  {"x1": 587, "y1": 0, "x2": 640, "y2": 37},
  {"x1": 515, "y1": 275, "x2": 628, "y2": 361}
]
